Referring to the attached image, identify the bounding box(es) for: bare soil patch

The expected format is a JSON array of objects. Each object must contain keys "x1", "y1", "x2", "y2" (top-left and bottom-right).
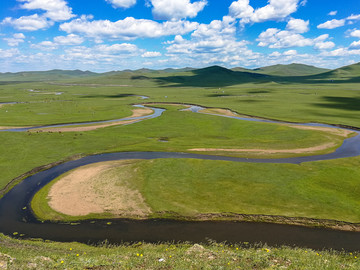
[
  {"x1": 32, "y1": 108, "x2": 154, "y2": 132},
  {"x1": 199, "y1": 108, "x2": 239, "y2": 117},
  {"x1": 189, "y1": 142, "x2": 336, "y2": 154},
  {"x1": 0, "y1": 126, "x2": 28, "y2": 130},
  {"x1": 287, "y1": 125, "x2": 354, "y2": 137},
  {"x1": 129, "y1": 107, "x2": 153, "y2": 118},
  {"x1": 48, "y1": 160, "x2": 151, "y2": 217}
]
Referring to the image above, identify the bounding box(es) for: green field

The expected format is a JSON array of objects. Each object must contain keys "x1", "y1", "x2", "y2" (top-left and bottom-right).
[
  {"x1": 1, "y1": 63, "x2": 360, "y2": 267},
  {"x1": 32, "y1": 157, "x2": 360, "y2": 225}
]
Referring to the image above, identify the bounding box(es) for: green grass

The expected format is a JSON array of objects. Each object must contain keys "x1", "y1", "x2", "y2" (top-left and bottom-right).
[
  {"x1": 0, "y1": 233, "x2": 359, "y2": 269},
  {"x1": 1, "y1": 66, "x2": 360, "y2": 267},
  {"x1": 32, "y1": 157, "x2": 360, "y2": 224},
  {"x1": 0, "y1": 106, "x2": 347, "y2": 192}
]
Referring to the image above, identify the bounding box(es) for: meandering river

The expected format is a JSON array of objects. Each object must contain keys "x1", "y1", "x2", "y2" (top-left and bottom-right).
[{"x1": 0, "y1": 104, "x2": 359, "y2": 250}]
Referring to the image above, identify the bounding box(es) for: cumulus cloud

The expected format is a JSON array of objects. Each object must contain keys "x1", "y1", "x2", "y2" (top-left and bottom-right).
[
  {"x1": 30, "y1": 40, "x2": 58, "y2": 51},
  {"x1": 164, "y1": 16, "x2": 260, "y2": 67},
  {"x1": 229, "y1": 0, "x2": 301, "y2": 24},
  {"x1": 30, "y1": 34, "x2": 84, "y2": 50},
  {"x1": 317, "y1": 14, "x2": 360, "y2": 29},
  {"x1": 321, "y1": 48, "x2": 360, "y2": 57},
  {"x1": 349, "y1": 29, "x2": 360, "y2": 38},
  {"x1": 350, "y1": 41, "x2": 360, "y2": 49},
  {"x1": 54, "y1": 34, "x2": 84, "y2": 45},
  {"x1": 17, "y1": 0, "x2": 75, "y2": 21},
  {"x1": 347, "y1": 14, "x2": 360, "y2": 21},
  {"x1": 148, "y1": 0, "x2": 207, "y2": 21},
  {"x1": 60, "y1": 16, "x2": 199, "y2": 40},
  {"x1": 314, "y1": 41, "x2": 335, "y2": 50},
  {"x1": 257, "y1": 28, "x2": 335, "y2": 50},
  {"x1": 328, "y1": 11, "x2": 337, "y2": 16},
  {"x1": 257, "y1": 28, "x2": 313, "y2": 48},
  {"x1": 317, "y1": 19, "x2": 346, "y2": 29},
  {"x1": 106, "y1": 0, "x2": 136, "y2": 9},
  {"x1": 286, "y1": 18, "x2": 309, "y2": 33},
  {"x1": 2, "y1": 14, "x2": 54, "y2": 31},
  {"x1": 142, "y1": 51, "x2": 162, "y2": 57},
  {"x1": 3, "y1": 33, "x2": 26, "y2": 46},
  {"x1": 60, "y1": 44, "x2": 141, "y2": 66},
  {"x1": 0, "y1": 48, "x2": 20, "y2": 58}
]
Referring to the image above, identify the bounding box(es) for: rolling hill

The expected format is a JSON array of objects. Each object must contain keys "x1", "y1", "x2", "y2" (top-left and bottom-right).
[
  {"x1": 252, "y1": 63, "x2": 330, "y2": 76},
  {"x1": 0, "y1": 69, "x2": 98, "y2": 82}
]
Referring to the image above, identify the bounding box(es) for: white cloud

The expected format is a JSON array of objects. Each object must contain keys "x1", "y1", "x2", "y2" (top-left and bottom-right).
[
  {"x1": 257, "y1": 28, "x2": 313, "y2": 48},
  {"x1": 283, "y1": 49, "x2": 297, "y2": 56},
  {"x1": 30, "y1": 40, "x2": 58, "y2": 51},
  {"x1": 313, "y1": 34, "x2": 335, "y2": 50},
  {"x1": 54, "y1": 34, "x2": 84, "y2": 45},
  {"x1": 58, "y1": 44, "x2": 141, "y2": 68},
  {"x1": 314, "y1": 41, "x2": 335, "y2": 50},
  {"x1": 317, "y1": 19, "x2": 346, "y2": 29},
  {"x1": 349, "y1": 29, "x2": 360, "y2": 38},
  {"x1": 17, "y1": 0, "x2": 75, "y2": 21},
  {"x1": 286, "y1": 18, "x2": 309, "y2": 33},
  {"x1": 106, "y1": 0, "x2": 136, "y2": 9},
  {"x1": 229, "y1": 0, "x2": 301, "y2": 24},
  {"x1": 347, "y1": 14, "x2": 360, "y2": 21},
  {"x1": 60, "y1": 16, "x2": 199, "y2": 40},
  {"x1": 321, "y1": 48, "x2": 360, "y2": 57},
  {"x1": 95, "y1": 43, "x2": 138, "y2": 53},
  {"x1": 3, "y1": 33, "x2": 26, "y2": 46},
  {"x1": 164, "y1": 17, "x2": 260, "y2": 67},
  {"x1": 31, "y1": 34, "x2": 84, "y2": 50},
  {"x1": 2, "y1": 14, "x2": 54, "y2": 31},
  {"x1": 257, "y1": 27, "x2": 336, "y2": 50},
  {"x1": 328, "y1": 11, "x2": 337, "y2": 16},
  {"x1": 148, "y1": 0, "x2": 207, "y2": 21},
  {"x1": 142, "y1": 51, "x2": 162, "y2": 57},
  {"x1": 350, "y1": 40, "x2": 360, "y2": 49},
  {"x1": 0, "y1": 48, "x2": 20, "y2": 58},
  {"x1": 317, "y1": 14, "x2": 360, "y2": 29}
]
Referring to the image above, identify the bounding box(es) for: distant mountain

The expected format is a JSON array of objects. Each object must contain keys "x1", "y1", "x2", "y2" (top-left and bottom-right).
[
  {"x1": 0, "y1": 69, "x2": 98, "y2": 81},
  {"x1": 2, "y1": 63, "x2": 358, "y2": 86},
  {"x1": 154, "y1": 65, "x2": 269, "y2": 87},
  {"x1": 252, "y1": 63, "x2": 330, "y2": 76},
  {"x1": 310, "y1": 62, "x2": 360, "y2": 81}
]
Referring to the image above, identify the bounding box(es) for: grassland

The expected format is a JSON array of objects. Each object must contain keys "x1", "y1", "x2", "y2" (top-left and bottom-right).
[
  {"x1": 1, "y1": 105, "x2": 350, "y2": 195},
  {"x1": 31, "y1": 157, "x2": 360, "y2": 226},
  {"x1": 1, "y1": 63, "x2": 360, "y2": 267}
]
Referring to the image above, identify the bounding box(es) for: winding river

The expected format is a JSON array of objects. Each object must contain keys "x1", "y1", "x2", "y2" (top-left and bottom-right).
[{"x1": 0, "y1": 104, "x2": 360, "y2": 250}]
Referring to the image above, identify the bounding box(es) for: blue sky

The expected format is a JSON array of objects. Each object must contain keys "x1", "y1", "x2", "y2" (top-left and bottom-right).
[{"x1": 0, "y1": 0, "x2": 360, "y2": 72}]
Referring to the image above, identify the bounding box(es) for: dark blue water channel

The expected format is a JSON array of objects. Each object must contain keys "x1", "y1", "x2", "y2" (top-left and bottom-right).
[{"x1": 0, "y1": 104, "x2": 360, "y2": 250}]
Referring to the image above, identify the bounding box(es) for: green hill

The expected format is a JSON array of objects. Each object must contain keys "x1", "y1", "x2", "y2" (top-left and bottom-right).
[
  {"x1": 308, "y1": 62, "x2": 360, "y2": 82},
  {"x1": 0, "y1": 69, "x2": 98, "y2": 82},
  {"x1": 154, "y1": 65, "x2": 269, "y2": 87},
  {"x1": 253, "y1": 63, "x2": 330, "y2": 76}
]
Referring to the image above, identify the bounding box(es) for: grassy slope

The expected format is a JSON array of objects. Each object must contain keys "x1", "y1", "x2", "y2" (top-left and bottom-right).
[
  {"x1": 1, "y1": 233, "x2": 359, "y2": 270},
  {"x1": 252, "y1": 63, "x2": 330, "y2": 76}
]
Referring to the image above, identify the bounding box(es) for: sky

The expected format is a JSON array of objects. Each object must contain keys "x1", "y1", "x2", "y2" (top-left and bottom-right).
[{"x1": 0, "y1": 0, "x2": 360, "y2": 72}]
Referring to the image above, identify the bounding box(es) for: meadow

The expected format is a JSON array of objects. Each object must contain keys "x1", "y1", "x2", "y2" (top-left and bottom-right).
[{"x1": 0, "y1": 63, "x2": 360, "y2": 268}]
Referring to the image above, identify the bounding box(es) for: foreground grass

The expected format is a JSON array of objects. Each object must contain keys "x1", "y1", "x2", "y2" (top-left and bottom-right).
[
  {"x1": 32, "y1": 157, "x2": 360, "y2": 224},
  {"x1": 0, "y1": 233, "x2": 359, "y2": 269}
]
